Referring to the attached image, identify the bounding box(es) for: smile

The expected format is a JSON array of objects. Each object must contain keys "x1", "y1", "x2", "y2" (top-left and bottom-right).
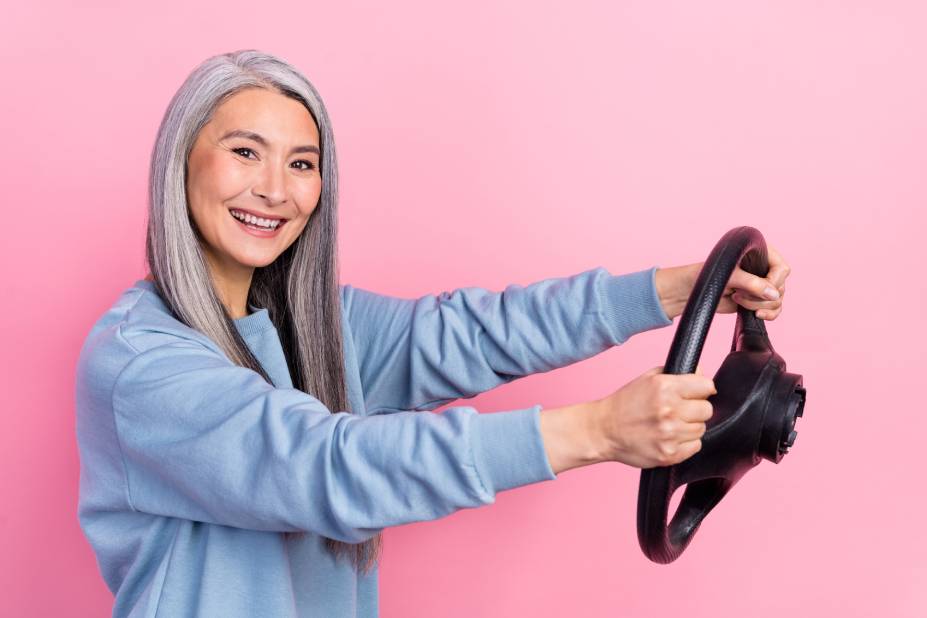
[{"x1": 229, "y1": 208, "x2": 288, "y2": 237}]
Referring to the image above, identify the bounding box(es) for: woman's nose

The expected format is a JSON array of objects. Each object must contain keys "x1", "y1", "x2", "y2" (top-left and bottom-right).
[{"x1": 252, "y1": 164, "x2": 288, "y2": 204}]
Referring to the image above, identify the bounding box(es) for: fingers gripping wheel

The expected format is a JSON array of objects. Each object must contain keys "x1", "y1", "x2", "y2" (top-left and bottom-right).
[{"x1": 636, "y1": 226, "x2": 807, "y2": 564}]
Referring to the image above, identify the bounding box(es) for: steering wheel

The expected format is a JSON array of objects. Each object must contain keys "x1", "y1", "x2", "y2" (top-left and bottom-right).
[{"x1": 637, "y1": 226, "x2": 807, "y2": 564}]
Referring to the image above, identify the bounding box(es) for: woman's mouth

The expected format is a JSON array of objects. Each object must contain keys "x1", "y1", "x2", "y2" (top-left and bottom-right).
[{"x1": 228, "y1": 208, "x2": 288, "y2": 237}]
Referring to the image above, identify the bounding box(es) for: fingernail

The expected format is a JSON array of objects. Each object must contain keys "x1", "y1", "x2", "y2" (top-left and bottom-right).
[{"x1": 763, "y1": 286, "x2": 780, "y2": 300}]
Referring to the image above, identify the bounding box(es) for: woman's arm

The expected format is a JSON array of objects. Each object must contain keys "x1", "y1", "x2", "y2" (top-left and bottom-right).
[
  {"x1": 100, "y1": 336, "x2": 557, "y2": 541},
  {"x1": 343, "y1": 266, "x2": 673, "y2": 415}
]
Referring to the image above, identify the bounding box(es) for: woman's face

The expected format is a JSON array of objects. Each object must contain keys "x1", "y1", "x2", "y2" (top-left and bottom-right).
[{"x1": 186, "y1": 87, "x2": 322, "y2": 282}]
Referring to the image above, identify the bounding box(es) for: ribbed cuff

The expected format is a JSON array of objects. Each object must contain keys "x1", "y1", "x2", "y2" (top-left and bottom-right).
[
  {"x1": 598, "y1": 266, "x2": 673, "y2": 345},
  {"x1": 470, "y1": 405, "x2": 557, "y2": 495}
]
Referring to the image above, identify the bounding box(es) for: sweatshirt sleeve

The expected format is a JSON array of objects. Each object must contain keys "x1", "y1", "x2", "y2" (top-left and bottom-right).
[
  {"x1": 109, "y1": 336, "x2": 556, "y2": 542},
  {"x1": 342, "y1": 265, "x2": 673, "y2": 415}
]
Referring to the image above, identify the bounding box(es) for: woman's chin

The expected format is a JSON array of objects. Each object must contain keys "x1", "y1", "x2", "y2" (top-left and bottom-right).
[{"x1": 235, "y1": 253, "x2": 283, "y2": 269}]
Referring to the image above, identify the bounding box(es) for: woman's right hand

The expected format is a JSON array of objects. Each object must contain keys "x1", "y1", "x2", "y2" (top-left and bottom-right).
[{"x1": 591, "y1": 365, "x2": 716, "y2": 469}]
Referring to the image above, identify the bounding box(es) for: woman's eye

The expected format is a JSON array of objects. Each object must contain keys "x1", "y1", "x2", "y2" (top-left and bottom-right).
[{"x1": 233, "y1": 147, "x2": 313, "y2": 172}]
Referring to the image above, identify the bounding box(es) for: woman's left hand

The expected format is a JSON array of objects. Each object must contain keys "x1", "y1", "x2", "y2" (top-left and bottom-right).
[{"x1": 715, "y1": 244, "x2": 790, "y2": 321}]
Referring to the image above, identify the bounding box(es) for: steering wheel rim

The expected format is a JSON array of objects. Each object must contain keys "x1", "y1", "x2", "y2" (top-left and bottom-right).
[{"x1": 636, "y1": 225, "x2": 772, "y2": 564}]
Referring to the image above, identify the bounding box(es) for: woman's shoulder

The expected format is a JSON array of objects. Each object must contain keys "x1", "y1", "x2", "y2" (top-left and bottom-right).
[
  {"x1": 75, "y1": 280, "x2": 220, "y2": 398},
  {"x1": 120, "y1": 280, "x2": 220, "y2": 354}
]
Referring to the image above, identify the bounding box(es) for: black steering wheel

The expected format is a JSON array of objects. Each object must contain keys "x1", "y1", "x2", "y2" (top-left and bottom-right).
[{"x1": 637, "y1": 226, "x2": 807, "y2": 564}]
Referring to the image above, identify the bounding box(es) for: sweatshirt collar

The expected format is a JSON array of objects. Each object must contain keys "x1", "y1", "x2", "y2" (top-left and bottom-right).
[{"x1": 132, "y1": 279, "x2": 274, "y2": 337}]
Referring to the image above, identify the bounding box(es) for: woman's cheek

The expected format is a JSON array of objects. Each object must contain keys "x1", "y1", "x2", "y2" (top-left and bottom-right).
[
  {"x1": 213, "y1": 159, "x2": 252, "y2": 194},
  {"x1": 296, "y1": 180, "x2": 323, "y2": 214}
]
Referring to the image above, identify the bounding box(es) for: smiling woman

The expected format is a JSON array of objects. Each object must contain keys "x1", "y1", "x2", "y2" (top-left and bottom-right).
[
  {"x1": 78, "y1": 49, "x2": 399, "y2": 612},
  {"x1": 75, "y1": 47, "x2": 700, "y2": 618},
  {"x1": 182, "y1": 87, "x2": 323, "y2": 318}
]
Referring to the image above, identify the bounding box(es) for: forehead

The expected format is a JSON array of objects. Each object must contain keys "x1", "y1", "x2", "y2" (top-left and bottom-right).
[{"x1": 210, "y1": 87, "x2": 319, "y2": 144}]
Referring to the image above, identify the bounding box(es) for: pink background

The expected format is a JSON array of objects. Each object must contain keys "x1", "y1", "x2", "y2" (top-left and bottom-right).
[{"x1": 2, "y1": 1, "x2": 923, "y2": 616}]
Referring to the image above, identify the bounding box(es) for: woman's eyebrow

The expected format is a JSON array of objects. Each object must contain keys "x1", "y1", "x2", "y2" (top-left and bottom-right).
[{"x1": 219, "y1": 129, "x2": 320, "y2": 155}]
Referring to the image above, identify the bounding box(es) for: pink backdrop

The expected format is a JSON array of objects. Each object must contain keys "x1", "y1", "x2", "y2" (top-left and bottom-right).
[{"x1": 2, "y1": 1, "x2": 923, "y2": 616}]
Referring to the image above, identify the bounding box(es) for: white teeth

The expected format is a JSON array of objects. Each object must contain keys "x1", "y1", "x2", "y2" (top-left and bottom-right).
[{"x1": 230, "y1": 210, "x2": 281, "y2": 229}]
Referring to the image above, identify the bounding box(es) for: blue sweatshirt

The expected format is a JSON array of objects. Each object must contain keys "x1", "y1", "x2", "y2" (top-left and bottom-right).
[{"x1": 74, "y1": 265, "x2": 672, "y2": 617}]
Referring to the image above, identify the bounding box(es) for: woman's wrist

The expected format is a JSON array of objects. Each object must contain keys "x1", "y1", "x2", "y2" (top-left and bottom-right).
[
  {"x1": 539, "y1": 400, "x2": 606, "y2": 475},
  {"x1": 655, "y1": 263, "x2": 700, "y2": 320}
]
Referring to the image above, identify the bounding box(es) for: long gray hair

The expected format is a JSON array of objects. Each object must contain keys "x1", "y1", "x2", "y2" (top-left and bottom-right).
[{"x1": 144, "y1": 49, "x2": 382, "y2": 575}]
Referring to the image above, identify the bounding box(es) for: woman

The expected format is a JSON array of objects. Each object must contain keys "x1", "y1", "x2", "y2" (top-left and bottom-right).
[{"x1": 75, "y1": 49, "x2": 789, "y2": 617}]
